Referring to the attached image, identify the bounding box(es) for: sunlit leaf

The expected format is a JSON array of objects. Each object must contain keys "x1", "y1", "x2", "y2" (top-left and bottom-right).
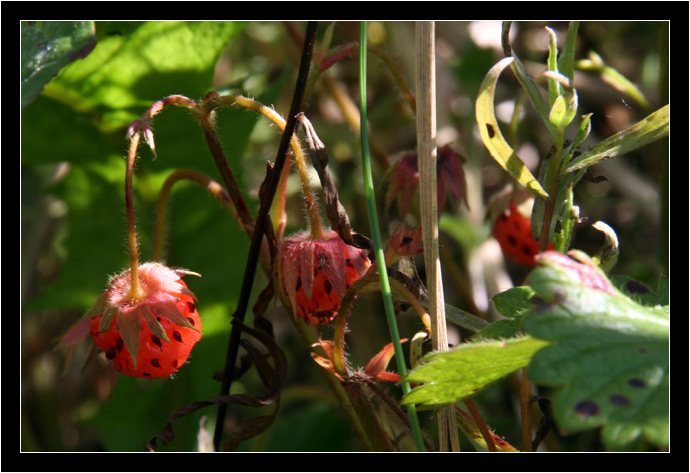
[
  {"x1": 402, "y1": 335, "x2": 550, "y2": 407},
  {"x1": 21, "y1": 21, "x2": 96, "y2": 110},
  {"x1": 563, "y1": 104, "x2": 669, "y2": 173},
  {"x1": 476, "y1": 57, "x2": 549, "y2": 201},
  {"x1": 523, "y1": 251, "x2": 669, "y2": 449}
]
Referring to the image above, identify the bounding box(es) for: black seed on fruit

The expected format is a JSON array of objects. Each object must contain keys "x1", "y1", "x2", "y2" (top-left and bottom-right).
[
  {"x1": 187, "y1": 316, "x2": 195, "y2": 326},
  {"x1": 151, "y1": 334, "x2": 162, "y2": 348},
  {"x1": 173, "y1": 331, "x2": 183, "y2": 342},
  {"x1": 324, "y1": 279, "x2": 332, "y2": 295},
  {"x1": 574, "y1": 400, "x2": 599, "y2": 417},
  {"x1": 150, "y1": 358, "x2": 161, "y2": 368},
  {"x1": 143, "y1": 372, "x2": 151, "y2": 378},
  {"x1": 315, "y1": 310, "x2": 334, "y2": 320},
  {"x1": 628, "y1": 378, "x2": 646, "y2": 388},
  {"x1": 609, "y1": 394, "x2": 630, "y2": 407},
  {"x1": 172, "y1": 360, "x2": 178, "y2": 368},
  {"x1": 296, "y1": 276, "x2": 302, "y2": 292},
  {"x1": 187, "y1": 301, "x2": 195, "y2": 313},
  {"x1": 106, "y1": 346, "x2": 117, "y2": 360},
  {"x1": 625, "y1": 280, "x2": 649, "y2": 294},
  {"x1": 116, "y1": 338, "x2": 124, "y2": 351},
  {"x1": 522, "y1": 245, "x2": 533, "y2": 256},
  {"x1": 507, "y1": 235, "x2": 517, "y2": 247}
]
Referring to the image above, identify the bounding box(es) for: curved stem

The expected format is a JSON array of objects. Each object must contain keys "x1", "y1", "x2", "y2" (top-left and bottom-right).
[
  {"x1": 206, "y1": 94, "x2": 324, "y2": 239},
  {"x1": 125, "y1": 132, "x2": 143, "y2": 301},
  {"x1": 152, "y1": 169, "x2": 272, "y2": 276},
  {"x1": 464, "y1": 397, "x2": 497, "y2": 452},
  {"x1": 292, "y1": 318, "x2": 376, "y2": 451},
  {"x1": 213, "y1": 21, "x2": 319, "y2": 452},
  {"x1": 197, "y1": 114, "x2": 254, "y2": 229}
]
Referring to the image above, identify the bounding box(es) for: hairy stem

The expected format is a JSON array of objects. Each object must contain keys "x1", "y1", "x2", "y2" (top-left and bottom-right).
[
  {"x1": 204, "y1": 94, "x2": 323, "y2": 238},
  {"x1": 125, "y1": 132, "x2": 143, "y2": 300},
  {"x1": 198, "y1": 114, "x2": 254, "y2": 230}
]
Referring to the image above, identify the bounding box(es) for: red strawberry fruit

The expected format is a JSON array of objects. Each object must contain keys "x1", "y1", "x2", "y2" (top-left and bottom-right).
[
  {"x1": 86, "y1": 262, "x2": 202, "y2": 378},
  {"x1": 277, "y1": 229, "x2": 371, "y2": 325},
  {"x1": 493, "y1": 201, "x2": 553, "y2": 267}
]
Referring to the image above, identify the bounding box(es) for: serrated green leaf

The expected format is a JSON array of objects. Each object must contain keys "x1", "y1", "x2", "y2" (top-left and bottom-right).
[
  {"x1": 402, "y1": 336, "x2": 551, "y2": 408},
  {"x1": 523, "y1": 251, "x2": 669, "y2": 449},
  {"x1": 491, "y1": 286, "x2": 537, "y2": 319},
  {"x1": 563, "y1": 104, "x2": 669, "y2": 173},
  {"x1": 475, "y1": 57, "x2": 549, "y2": 201},
  {"x1": 473, "y1": 286, "x2": 537, "y2": 340}
]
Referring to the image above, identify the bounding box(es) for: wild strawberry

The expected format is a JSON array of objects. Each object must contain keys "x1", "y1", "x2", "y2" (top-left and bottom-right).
[
  {"x1": 85, "y1": 262, "x2": 202, "y2": 378},
  {"x1": 277, "y1": 229, "x2": 371, "y2": 325},
  {"x1": 493, "y1": 200, "x2": 553, "y2": 267}
]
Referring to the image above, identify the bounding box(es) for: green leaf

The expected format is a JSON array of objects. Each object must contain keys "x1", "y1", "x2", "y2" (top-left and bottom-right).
[
  {"x1": 42, "y1": 21, "x2": 245, "y2": 130},
  {"x1": 563, "y1": 104, "x2": 669, "y2": 173},
  {"x1": 557, "y1": 22, "x2": 580, "y2": 85},
  {"x1": 21, "y1": 21, "x2": 277, "y2": 315},
  {"x1": 21, "y1": 21, "x2": 96, "y2": 110},
  {"x1": 545, "y1": 26, "x2": 561, "y2": 106},
  {"x1": 402, "y1": 336, "x2": 551, "y2": 408},
  {"x1": 548, "y1": 95, "x2": 568, "y2": 129},
  {"x1": 474, "y1": 286, "x2": 537, "y2": 340},
  {"x1": 523, "y1": 251, "x2": 669, "y2": 449},
  {"x1": 577, "y1": 50, "x2": 652, "y2": 112},
  {"x1": 476, "y1": 57, "x2": 549, "y2": 201}
]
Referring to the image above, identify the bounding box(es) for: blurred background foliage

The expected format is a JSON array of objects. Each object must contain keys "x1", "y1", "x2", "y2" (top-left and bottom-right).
[{"x1": 21, "y1": 21, "x2": 667, "y2": 452}]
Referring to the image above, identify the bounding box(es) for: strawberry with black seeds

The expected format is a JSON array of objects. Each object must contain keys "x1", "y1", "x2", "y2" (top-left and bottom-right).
[
  {"x1": 86, "y1": 262, "x2": 202, "y2": 378},
  {"x1": 493, "y1": 200, "x2": 553, "y2": 267}
]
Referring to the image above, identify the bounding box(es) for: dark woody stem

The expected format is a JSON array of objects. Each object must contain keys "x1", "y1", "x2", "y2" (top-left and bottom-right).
[{"x1": 213, "y1": 21, "x2": 319, "y2": 452}]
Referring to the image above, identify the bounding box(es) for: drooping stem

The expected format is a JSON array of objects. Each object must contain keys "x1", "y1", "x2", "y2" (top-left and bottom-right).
[
  {"x1": 153, "y1": 169, "x2": 244, "y2": 262},
  {"x1": 198, "y1": 114, "x2": 255, "y2": 230},
  {"x1": 125, "y1": 132, "x2": 143, "y2": 301},
  {"x1": 213, "y1": 21, "x2": 319, "y2": 452},
  {"x1": 204, "y1": 94, "x2": 323, "y2": 239},
  {"x1": 333, "y1": 273, "x2": 432, "y2": 376},
  {"x1": 151, "y1": 169, "x2": 272, "y2": 276}
]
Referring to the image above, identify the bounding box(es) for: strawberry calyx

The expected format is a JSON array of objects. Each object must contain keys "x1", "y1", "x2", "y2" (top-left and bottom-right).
[
  {"x1": 276, "y1": 229, "x2": 371, "y2": 325},
  {"x1": 85, "y1": 262, "x2": 201, "y2": 376}
]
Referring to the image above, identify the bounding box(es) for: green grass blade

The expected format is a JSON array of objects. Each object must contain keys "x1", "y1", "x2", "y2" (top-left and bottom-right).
[{"x1": 359, "y1": 21, "x2": 425, "y2": 452}]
